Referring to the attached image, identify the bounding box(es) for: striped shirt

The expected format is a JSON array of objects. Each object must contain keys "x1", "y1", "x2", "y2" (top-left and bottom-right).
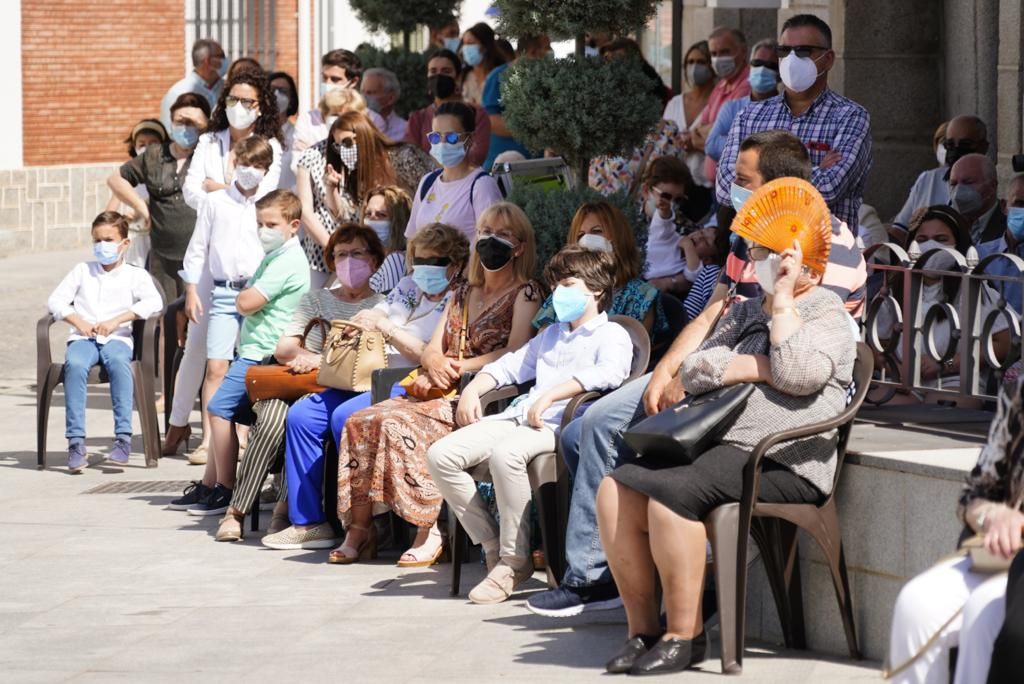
[
  {"x1": 370, "y1": 251, "x2": 407, "y2": 294},
  {"x1": 715, "y1": 88, "x2": 872, "y2": 229},
  {"x1": 683, "y1": 264, "x2": 721, "y2": 321},
  {"x1": 718, "y1": 216, "x2": 867, "y2": 317}
]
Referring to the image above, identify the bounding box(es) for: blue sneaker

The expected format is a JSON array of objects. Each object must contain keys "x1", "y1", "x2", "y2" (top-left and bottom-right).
[
  {"x1": 67, "y1": 441, "x2": 88, "y2": 473},
  {"x1": 107, "y1": 436, "x2": 131, "y2": 465},
  {"x1": 525, "y1": 582, "x2": 623, "y2": 618}
]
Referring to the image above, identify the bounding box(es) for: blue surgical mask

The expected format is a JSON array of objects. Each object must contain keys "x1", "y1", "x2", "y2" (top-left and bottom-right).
[
  {"x1": 170, "y1": 124, "x2": 199, "y2": 148},
  {"x1": 217, "y1": 57, "x2": 228, "y2": 80},
  {"x1": 364, "y1": 94, "x2": 383, "y2": 113},
  {"x1": 365, "y1": 219, "x2": 391, "y2": 246},
  {"x1": 584, "y1": 45, "x2": 600, "y2": 58},
  {"x1": 730, "y1": 182, "x2": 753, "y2": 211},
  {"x1": 412, "y1": 264, "x2": 451, "y2": 295},
  {"x1": 443, "y1": 37, "x2": 462, "y2": 53},
  {"x1": 93, "y1": 240, "x2": 123, "y2": 266},
  {"x1": 430, "y1": 141, "x2": 467, "y2": 168},
  {"x1": 748, "y1": 66, "x2": 778, "y2": 95},
  {"x1": 552, "y1": 285, "x2": 590, "y2": 323},
  {"x1": 1008, "y1": 207, "x2": 1024, "y2": 241},
  {"x1": 462, "y1": 44, "x2": 483, "y2": 67}
]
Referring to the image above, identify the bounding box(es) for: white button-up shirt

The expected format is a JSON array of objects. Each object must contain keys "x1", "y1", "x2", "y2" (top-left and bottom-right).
[
  {"x1": 182, "y1": 129, "x2": 283, "y2": 211},
  {"x1": 180, "y1": 184, "x2": 265, "y2": 285},
  {"x1": 48, "y1": 261, "x2": 164, "y2": 350},
  {"x1": 645, "y1": 211, "x2": 686, "y2": 280},
  {"x1": 480, "y1": 312, "x2": 634, "y2": 431}
]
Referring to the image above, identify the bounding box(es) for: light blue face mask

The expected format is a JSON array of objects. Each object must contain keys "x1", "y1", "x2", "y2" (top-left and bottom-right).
[
  {"x1": 93, "y1": 240, "x2": 123, "y2": 266},
  {"x1": 730, "y1": 182, "x2": 753, "y2": 211},
  {"x1": 462, "y1": 44, "x2": 483, "y2": 67},
  {"x1": 412, "y1": 264, "x2": 451, "y2": 295},
  {"x1": 443, "y1": 37, "x2": 462, "y2": 53},
  {"x1": 1008, "y1": 207, "x2": 1024, "y2": 241},
  {"x1": 216, "y1": 56, "x2": 228, "y2": 80},
  {"x1": 584, "y1": 46, "x2": 600, "y2": 58},
  {"x1": 430, "y1": 141, "x2": 467, "y2": 168},
  {"x1": 170, "y1": 124, "x2": 199, "y2": 148},
  {"x1": 748, "y1": 66, "x2": 778, "y2": 95},
  {"x1": 552, "y1": 285, "x2": 590, "y2": 323}
]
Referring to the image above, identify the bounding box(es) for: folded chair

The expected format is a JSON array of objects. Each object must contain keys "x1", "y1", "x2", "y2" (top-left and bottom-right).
[
  {"x1": 449, "y1": 315, "x2": 651, "y2": 595},
  {"x1": 36, "y1": 280, "x2": 166, "y2": 469},
  {"x1": 704, "y1": 342, "x2": 873, "y2": 673}
]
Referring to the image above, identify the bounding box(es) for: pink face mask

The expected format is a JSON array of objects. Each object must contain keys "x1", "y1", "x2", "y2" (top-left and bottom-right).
[{"x1": 335, "y1": 257, "x2": 372, "y2": 290}]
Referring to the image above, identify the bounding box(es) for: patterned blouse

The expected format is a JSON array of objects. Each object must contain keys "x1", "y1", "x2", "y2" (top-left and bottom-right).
[
  {"x1": 387, "y1": 143, "x2": 438, "y2": 197},
  {"x1": 681, "y1": 286, "x2": 857, "y2": 494},
  {"x1": 443, "y1": 280, "x2": 541, "y2": 359},
  {"x1": 297, "y1": 141, "x2": 357, "y2": 273},
  {"x1": 588, "y1": 119, "x2": 683, "y2": 196},
  {"x1": 532, "y1": 277, "x2": 667, "y2": 336},
  {"x1": 959, "y1": 378, "x2": 1024, "y2": 516}
]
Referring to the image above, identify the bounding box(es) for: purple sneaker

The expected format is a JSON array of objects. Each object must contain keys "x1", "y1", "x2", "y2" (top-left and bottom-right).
[
  {"x1": 68, "y1": 442, "x2": 88, "y2": 473},
  {"x1": 107, "y1": 437, "x2": 131, "y2": 466}
]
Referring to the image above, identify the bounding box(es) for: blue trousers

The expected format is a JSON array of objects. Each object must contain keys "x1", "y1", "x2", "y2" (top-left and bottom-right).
[
  {"x1": 283, "y1": 383, "x2": 404, "y2": 526},
  {"x1": 560, "y1": 373, "x2": 650, "y2": 588},
  {"x1": 63, "y1": 339, "x2": 134, "y2": 440}
]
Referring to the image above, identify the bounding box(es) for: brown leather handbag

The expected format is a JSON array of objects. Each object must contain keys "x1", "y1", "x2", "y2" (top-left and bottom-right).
[
  {"x1": 316, "y1": 320, "x2": 388, "y2": 392},
  {"x1": 245, "y1": 319, "x2": 328, "y2": 402}
]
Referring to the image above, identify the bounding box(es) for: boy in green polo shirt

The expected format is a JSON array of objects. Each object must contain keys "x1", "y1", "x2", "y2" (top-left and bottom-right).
[{"x1": 192, "y1": 190, "x2": 311, "y2": 516}]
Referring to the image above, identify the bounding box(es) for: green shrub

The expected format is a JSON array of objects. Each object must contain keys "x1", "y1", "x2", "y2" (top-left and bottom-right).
[
  {"x1": 506, "y1": 183, "x2": 647, "y2": 281},
  {"x1": 354, "y1": 45, "x2": 430, "y2": 119},
  {"x1": 494, "y1": 0, "x2": 659, "y2": 41},
  {"x1": 350, "y1": 0, "x2": 460, "y2": 42}
]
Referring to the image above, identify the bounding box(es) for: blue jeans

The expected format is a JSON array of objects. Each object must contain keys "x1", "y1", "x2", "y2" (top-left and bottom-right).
[
  {"x1": 561, "y1": 373, "x2": 650, "y2": 588},
  {"x1": 207, "y1": 357, "x2": 259, "y2": 424},
  {"x1": 283, "y1": 383, "x2": 405, "y2": 526},
  {"x1": 63, "y1": 339, "x2": 134, "y2": 440}
]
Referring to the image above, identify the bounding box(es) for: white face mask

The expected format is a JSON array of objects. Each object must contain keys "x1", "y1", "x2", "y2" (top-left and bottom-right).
[
  {"x1": 226, "y1": 101, "x2": 259, "y2": 129},
  {"x1": 779, "y1": 52, "x2": 821, "y2": 93},
  {"x1": 578, "y1": 233, "x2": 613, "y2": 253},
  {"x1": 275, "y1": 91, "x2": 291, "y2": 116},
  {"x1": 234, "y1": 165, "x2": 265, "y2": 191},
  {"x1": 135, "y1": 145, "x2": 149, "y2": 156},
  {"x1": 910, "y1": 239, "x2": 960, "y2": 271},
  {"x1": 258, "y1": 225, "x2": 287, "y2": 253},
  {"x1": 754, "y1": 253, "x2": 780, "y2": 294},
  {"x1": 935, "y1": 145, "x2": 947, "y2": 167}
]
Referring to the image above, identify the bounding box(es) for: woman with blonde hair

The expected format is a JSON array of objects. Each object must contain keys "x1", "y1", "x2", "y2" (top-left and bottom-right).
[{"x1": 326, "y1": 201, "x2": 541, "y2": 567}]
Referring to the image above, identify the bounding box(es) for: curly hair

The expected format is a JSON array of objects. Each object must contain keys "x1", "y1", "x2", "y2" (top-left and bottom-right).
[
  {"x1": 209, "y1": 69, "x2": 283, "y2": 143},
  {"x1": 406, "y1": 223, "x2": 470, "y2": 275}
]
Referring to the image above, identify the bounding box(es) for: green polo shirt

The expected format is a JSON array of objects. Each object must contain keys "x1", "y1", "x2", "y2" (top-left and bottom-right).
[{"x1": 238, "y1": 238, "x2": 310, "y2": 360}]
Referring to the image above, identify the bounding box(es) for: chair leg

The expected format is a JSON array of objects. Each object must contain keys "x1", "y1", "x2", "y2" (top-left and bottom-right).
[
  {"x1": 164, "y1": 344, "x2": 183, "y2": 433},
  {"x1": 533, "y1": 482, "x2": 562, "y2": 587},
  {"x1": 808, "y1": 504, "x2": 860, "y2": 659},
  {"x1": 322, "y1": 438, "x2": 341, "y2": 537},
  {"x1": 706, "y1": 505, "x2": 746, "y2": 675},
  {"x1": 36, "y1": 368, "x2": 61, "y2": 470},
  {"x1": 753, "y1": 518, "x2": 806, "y2": 649},
  {"x1": 132, "y1": 362, "x2": 161, "y2": 467},
  {"x1": 450, "y1": 519, "x2": 467, "y2": 596},
  {"x1": 250, "y1": 468, "x2": 271, "y2": 533}
]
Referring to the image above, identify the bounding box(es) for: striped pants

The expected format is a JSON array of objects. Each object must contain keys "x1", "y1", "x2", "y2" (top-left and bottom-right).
[{"x1": 229, "y1": 398, "x2": 290, "y2": 515}]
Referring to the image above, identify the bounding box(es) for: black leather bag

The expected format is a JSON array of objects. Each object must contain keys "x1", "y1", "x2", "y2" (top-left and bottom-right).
[{"x1": 623, "y1": 383, "x2": 755, "y2": 464}]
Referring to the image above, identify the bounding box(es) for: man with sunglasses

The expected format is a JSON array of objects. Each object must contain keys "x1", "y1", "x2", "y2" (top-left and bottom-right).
[{"x1": 715, "y1": 13, "x2": 871, "y2": 231}]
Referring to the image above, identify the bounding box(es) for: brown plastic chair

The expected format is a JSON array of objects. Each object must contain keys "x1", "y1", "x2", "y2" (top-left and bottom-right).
[
  {"x1": 36, "y1": 281, "x2": 166, "y2": 469},
  {"x1": 704, "y1": 342, "x2": 873, "y2": 673},
  {"x1": 449, "y1": 315, "x2": 651, "y2": 595}
]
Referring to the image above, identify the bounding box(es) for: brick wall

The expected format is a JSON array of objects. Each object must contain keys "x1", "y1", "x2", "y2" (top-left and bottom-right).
[
  {"x1": 22, "y1": 1, "x2": 184, "y2": 166},
  {"x1": 274, "y1": 0, "x2": 299, "y2": 77}
]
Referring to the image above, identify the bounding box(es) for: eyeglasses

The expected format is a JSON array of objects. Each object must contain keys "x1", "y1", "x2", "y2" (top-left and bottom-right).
[
  {"x1": 426, "y1": 131, "x2": 466, "y2": 145},
  {"x1": 333, "y1": 137, "x2": 357, "y2": 151},
  {"x1": 225, "y1": 95, "x2": 259, "y2": 110},
  {"x1": 943, "y1": 139, "x2": 978, "y2": 150},
  {"x1": 749, "y1": 59, "x2": 779, "y2": 71},
  {"x1": 272, "y1": 87, "x2": 292, "y2": 98},
  {"x1": 775, "y1": 45, "x2": 829, "y2": 59},
  {"x1": 652, "y1": 188, "x2": 686, "y2": 204},
  {"x1": 479, "y1": 229, "x2": 518, "y2": 244},
  {"x1": 412, "y1": 256, "x2": 451, "y2": 267},
  {"x1": 334, "y1": 249, "x2": 370, "y2": 260},
  {"x1": 746, "y1": 242, "x2": 774, "y2": 262}
]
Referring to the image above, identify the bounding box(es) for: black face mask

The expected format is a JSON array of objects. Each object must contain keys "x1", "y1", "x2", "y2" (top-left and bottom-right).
[
  {"x1": 427, "y1": 74, "x2": 456, "y2": 100},
  {"x1": 475, "y1": 235, "x2": 515, "y2": 271}
]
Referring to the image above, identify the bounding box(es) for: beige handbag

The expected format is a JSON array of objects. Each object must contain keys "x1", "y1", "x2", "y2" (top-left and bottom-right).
[{"x1": 316, "y1": 320, "x2": 388, "y2": 392}]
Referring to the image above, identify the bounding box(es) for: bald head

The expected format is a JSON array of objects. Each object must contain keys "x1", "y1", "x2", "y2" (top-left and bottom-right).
[
  {"x1": 949, "y1": 153, "x2": 998, "y2": 221},
  {"x1": 944, "y1": 115, "x2": 989, "y2": 168}
]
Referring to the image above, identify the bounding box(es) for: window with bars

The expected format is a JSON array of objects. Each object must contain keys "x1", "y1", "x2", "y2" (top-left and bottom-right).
[{"x1": 185, "y1": 0, "x2": 277, "y2": 71}]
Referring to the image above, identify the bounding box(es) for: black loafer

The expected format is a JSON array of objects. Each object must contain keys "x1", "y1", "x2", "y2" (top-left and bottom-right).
[
  {"x1": 628, "y1": 632, "x2": 707, "y2": 676},
  {"x1": 604, "y1": 633, "x2": 663, "y2": 674}
]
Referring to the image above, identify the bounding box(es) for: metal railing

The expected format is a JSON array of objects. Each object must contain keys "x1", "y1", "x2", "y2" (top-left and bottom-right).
[
  {"x1": 862, "y1": 243, "x2": 1024, "y2": 404},
  {"x1": 186, "y1": 0, "x2": 277, "y2": 71}
]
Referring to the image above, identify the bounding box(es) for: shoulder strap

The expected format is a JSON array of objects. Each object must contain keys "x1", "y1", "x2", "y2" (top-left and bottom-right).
[
  {"x1": 419, "y1": 169, "x2": 444, "y2": 201},
  {"x1": 457, "y1": 290, "x2": 471, "y2": 361},
  {"x1": 468, "y1": 170, "x2": 492, "y2": 208}
]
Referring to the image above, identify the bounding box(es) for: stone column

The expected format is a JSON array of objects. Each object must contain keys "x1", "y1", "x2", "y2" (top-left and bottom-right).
[
  {"x1": 944, "y1": 0, "x2": 1000, "y2": 152},
  {"x1": 997, "y1": 0, "x2": 1024, "y2": 187},
  {"x1": 681, "y1": 0, "x2": 779, "y2": 59}
]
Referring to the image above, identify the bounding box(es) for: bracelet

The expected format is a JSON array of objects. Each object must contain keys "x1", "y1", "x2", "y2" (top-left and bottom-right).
[{"x1": 772, "y1": 306, "x2": 800, "y2": 317}]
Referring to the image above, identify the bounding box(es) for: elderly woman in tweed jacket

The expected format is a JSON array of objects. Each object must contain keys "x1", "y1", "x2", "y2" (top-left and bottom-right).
[{"x1": 595, "y1": 236, "x2": 856, "y2": 676}]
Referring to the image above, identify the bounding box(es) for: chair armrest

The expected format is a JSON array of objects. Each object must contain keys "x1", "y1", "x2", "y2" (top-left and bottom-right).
[
  {"x1": 458, "y1": 371, "x2": 478, "y2": 393},
  {"x1": 372, "y1": 366, "x2": 412, "y2": 404},
  {"x1": 137, "y1": 313, "x2": 163, "y2": 366},
  {"x1": 478, "y1": 381, "x2": 535, "y2": 413},
  {"x1": 560, "y1": 391, "x2": 603, "y2": 430},
  {"x1": 36, "y1": 313, "x2": 57, "y2": 384}
]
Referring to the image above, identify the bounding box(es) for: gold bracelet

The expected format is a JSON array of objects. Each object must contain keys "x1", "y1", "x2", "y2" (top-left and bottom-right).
[{"x1": 772, "y1": 306, "x2": 800, "y2": 317}]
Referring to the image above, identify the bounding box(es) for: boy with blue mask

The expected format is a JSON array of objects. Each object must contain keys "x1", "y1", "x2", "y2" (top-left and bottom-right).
[
  {"x1": 46, "y1": 212, "x2": 164, "y2": 472},
  {"x1": 427, "y1": 246, "x2": 633, "y2": 605}
]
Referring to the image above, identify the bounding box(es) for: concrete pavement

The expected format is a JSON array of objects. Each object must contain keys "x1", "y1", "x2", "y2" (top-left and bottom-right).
[{"x1": 0, "y1": 247, "x2": 880, "y2": 682}]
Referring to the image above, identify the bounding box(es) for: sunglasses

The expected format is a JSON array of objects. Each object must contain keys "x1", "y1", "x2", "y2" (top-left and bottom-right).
[
  {"x1": 775, "y1": 45, "x2": 829, "y2": 59},
  {"x1": 746, "y1": 243, "x2": 774, "y2": 262},
  {"x1": 749, "y1": 59, "x2": 779, "y2": 71},
  {"x1": 333, "y1": 137, "x2": 357, "y2": 151},
  {"x1": 225, "y1": 95, "x2": 259, "y2": 110},
  {"x1": 412, "y1": 256, "x2": 451, "y2": 267},
  {"x1": 426, "y1": 131, "x2": 466, "y2": 145},
  {"x1": 652, "y1": 188, "x2": 686, "y2": 204}
]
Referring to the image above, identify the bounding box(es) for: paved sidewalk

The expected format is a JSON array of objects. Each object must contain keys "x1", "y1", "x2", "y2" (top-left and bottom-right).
[{"x1": 0, "y1": 248, "x2": 880, "y2": 682}]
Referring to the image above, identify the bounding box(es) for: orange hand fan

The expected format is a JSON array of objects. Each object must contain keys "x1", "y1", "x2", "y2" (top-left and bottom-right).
[{"x1": 730, "y1": 177, "x2": 832, "y2": 275}]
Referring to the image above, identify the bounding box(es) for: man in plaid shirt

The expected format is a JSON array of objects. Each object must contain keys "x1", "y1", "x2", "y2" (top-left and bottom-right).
[{"x1": 716, "y1": 13, "x2": 871, "y2": 229}]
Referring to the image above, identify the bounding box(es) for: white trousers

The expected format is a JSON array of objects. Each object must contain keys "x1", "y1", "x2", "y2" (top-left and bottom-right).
[
  {"x1": 169, "y1": 299, "x2": 210, "y2": 427},
  {"x1": 888, "y1": 556, "x2": 1007, "y2": 684},
  {"x1": 427, "y1": 419, "x2": 555, "y2": 563}
]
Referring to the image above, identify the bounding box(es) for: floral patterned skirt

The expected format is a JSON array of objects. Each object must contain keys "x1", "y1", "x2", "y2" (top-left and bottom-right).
[{"x1": 336, "y1": 395, "x2": 455, "y2": 528}]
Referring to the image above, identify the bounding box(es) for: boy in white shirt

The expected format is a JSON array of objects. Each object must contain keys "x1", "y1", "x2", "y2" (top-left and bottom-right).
[
  {"x1": 427, "y1": 246, "x2": 634, "y2": 605},
  {"x1": 47, "y1": 212, "x2": 163, "y2": 472}
]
